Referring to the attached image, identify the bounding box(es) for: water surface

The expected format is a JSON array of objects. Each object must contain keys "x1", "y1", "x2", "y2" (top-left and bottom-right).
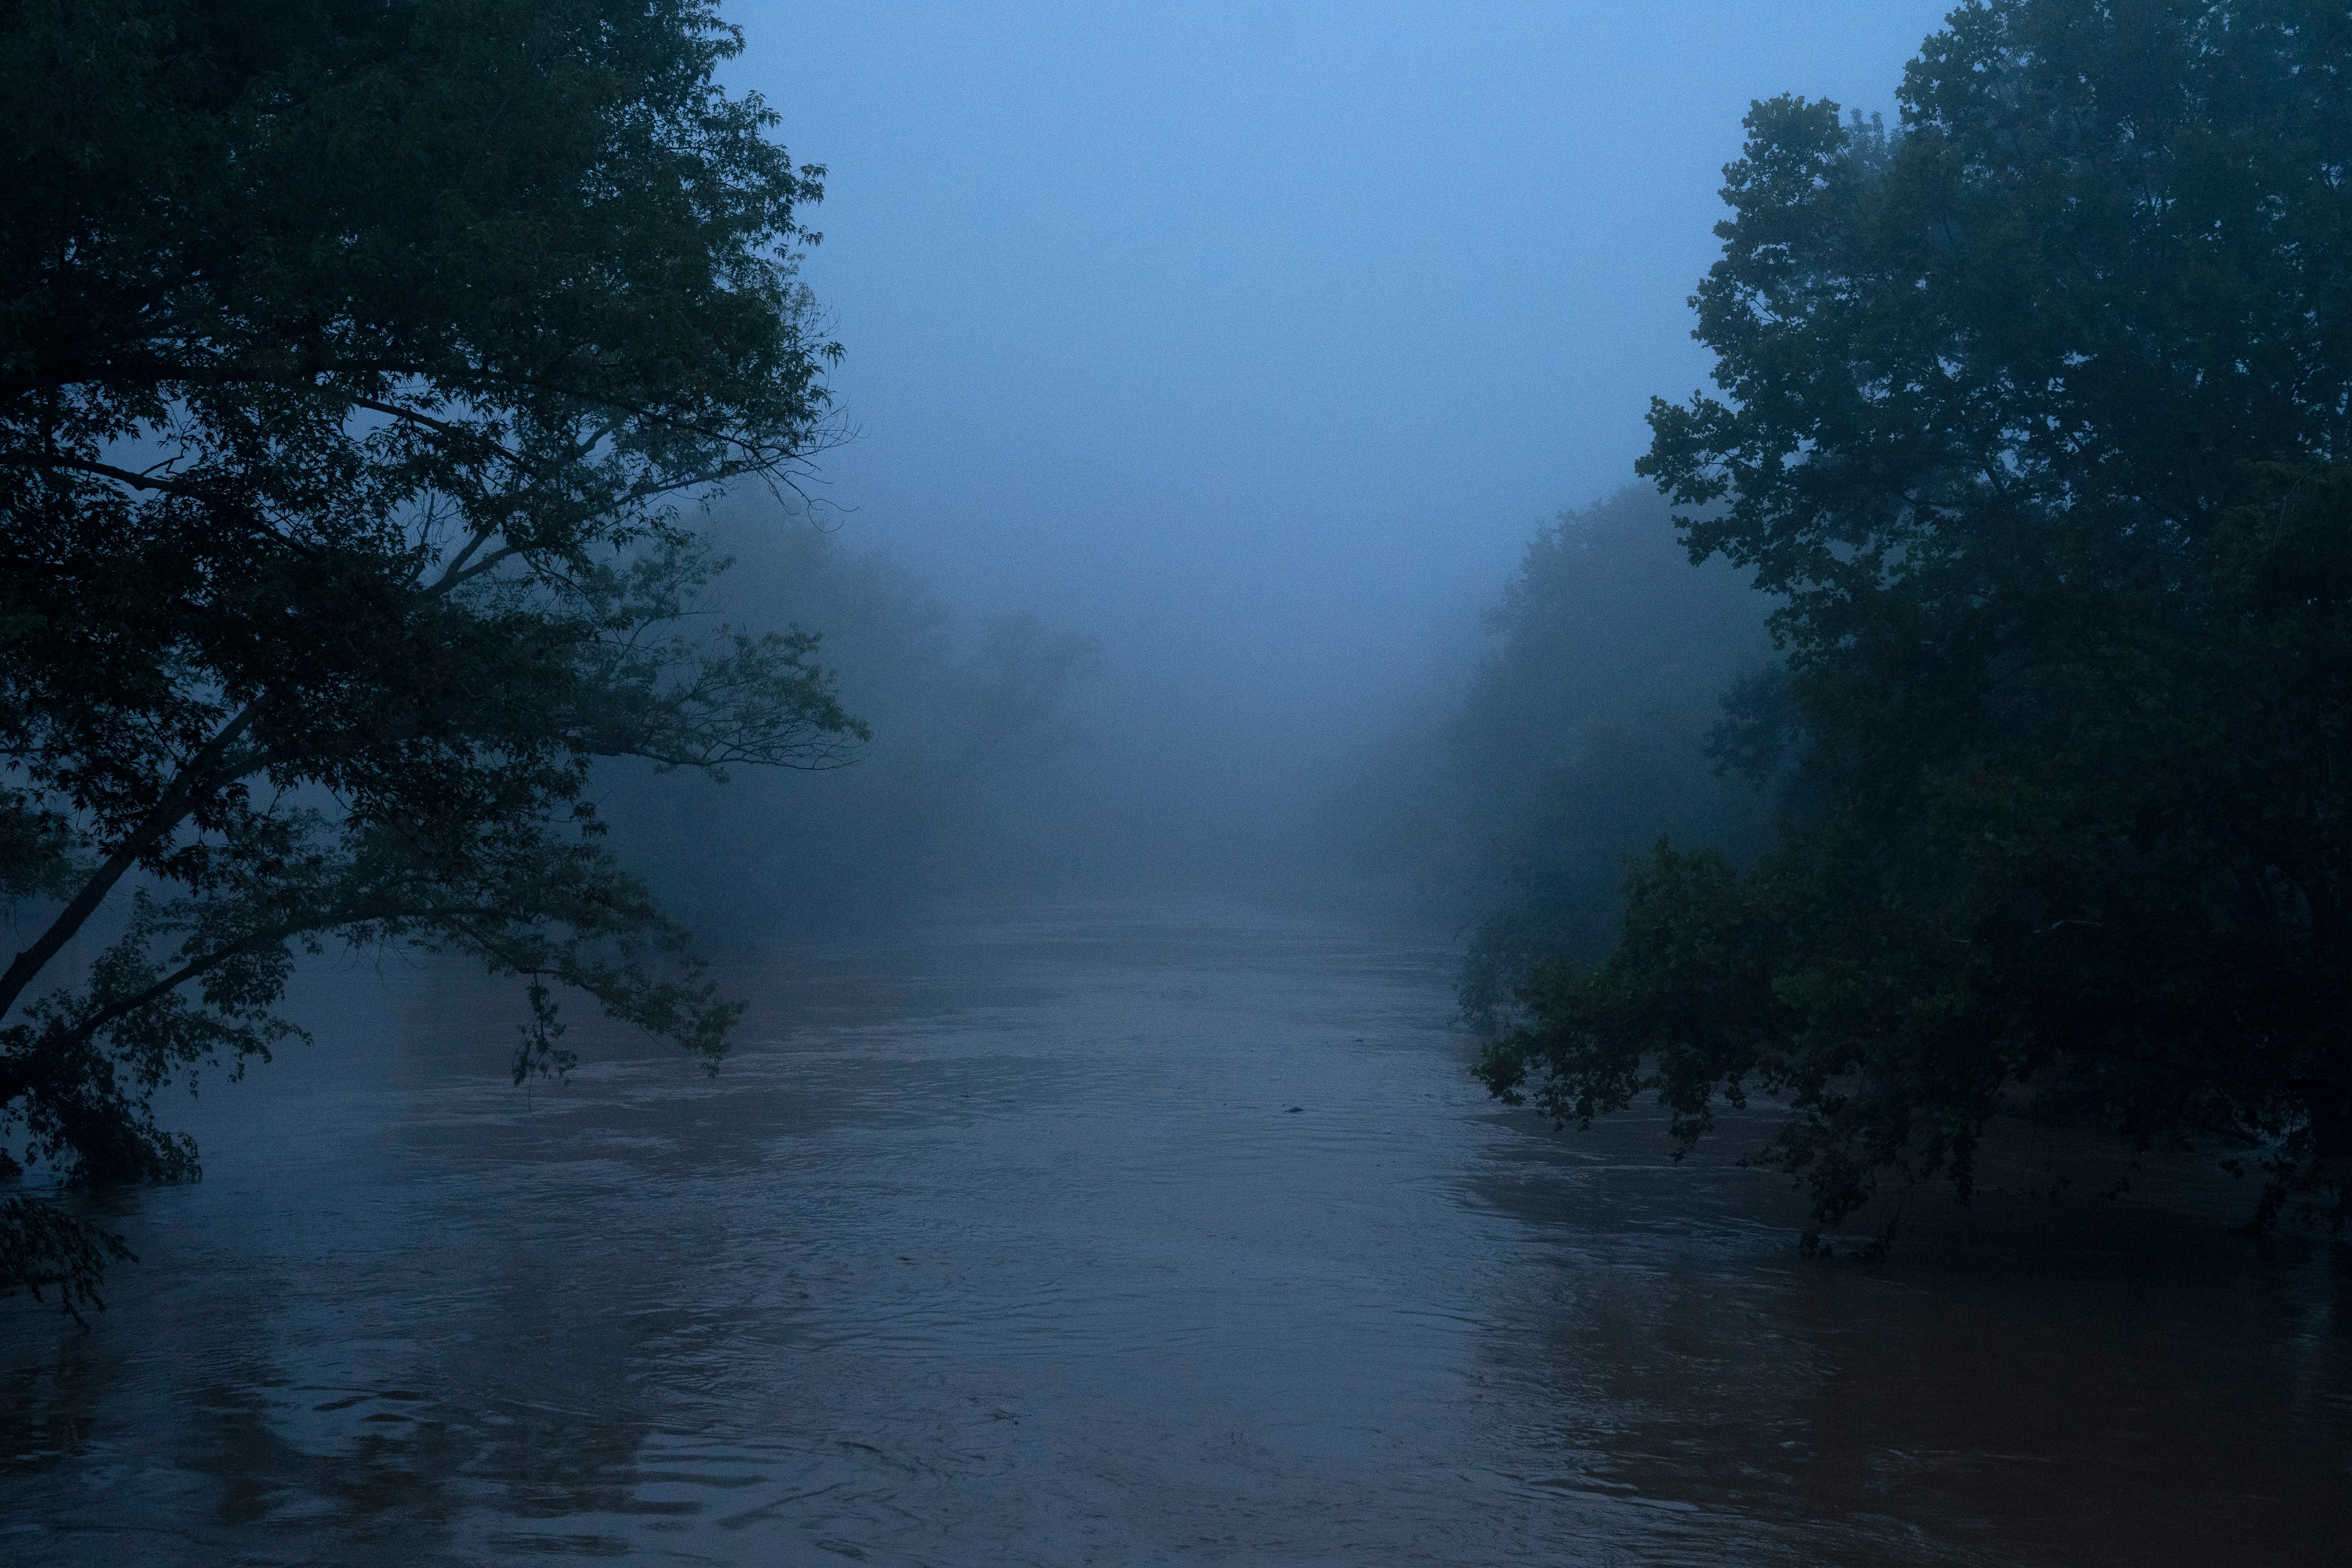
[{"x1": 3, "y1": 898, "x2": 2347, "y2": 1564}]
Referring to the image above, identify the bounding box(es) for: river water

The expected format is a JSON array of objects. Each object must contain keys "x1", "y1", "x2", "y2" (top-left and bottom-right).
[{"x1": 3, "y1": 897, "x2": 2348, "y2": 1565}]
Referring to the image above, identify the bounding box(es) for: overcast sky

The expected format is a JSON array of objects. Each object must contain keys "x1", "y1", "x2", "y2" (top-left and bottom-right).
[{"x1": 726, "y1": 2, "x2": 1955, "y2": 801}]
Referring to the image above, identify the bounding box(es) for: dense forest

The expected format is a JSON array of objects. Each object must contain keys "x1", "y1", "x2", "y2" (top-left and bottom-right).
[{"x1": 1471, "y1": 0, "x2": 2352, "y2": 1250}]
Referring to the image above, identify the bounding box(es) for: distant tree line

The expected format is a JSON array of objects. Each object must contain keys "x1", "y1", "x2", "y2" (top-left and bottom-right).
[
  {"x1": 1472, "y1": 0, "x2": 2352, "y2": 1249},
  {"x1": 597, "y1": 508, "x2": 1099, "y2": 942}
]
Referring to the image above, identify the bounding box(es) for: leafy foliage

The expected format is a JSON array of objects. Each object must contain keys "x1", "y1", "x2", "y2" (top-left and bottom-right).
[
  {"x1": 1479, "y1": 0, "x2": 2352, "y2": 1244},
  {"x1": 1, "y1": 0, "x2": 861, "y2": 1315},
  {"x1": 1391, "y1": 486, "x2": 1773, "y2": 1030}
]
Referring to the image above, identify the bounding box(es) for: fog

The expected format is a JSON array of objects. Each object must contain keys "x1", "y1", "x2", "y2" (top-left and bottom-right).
[
  {"x1": 680, "y1": 1, "x2": 1956, "y2": 892},
  {"x1": 17, "y1": 7, "x2": 2352, "y2": 1562}
]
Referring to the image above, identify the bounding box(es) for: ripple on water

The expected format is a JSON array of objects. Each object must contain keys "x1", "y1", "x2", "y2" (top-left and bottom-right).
[{"x1": 2, "y1": 897, "x2": 2348, "y2": 1567}]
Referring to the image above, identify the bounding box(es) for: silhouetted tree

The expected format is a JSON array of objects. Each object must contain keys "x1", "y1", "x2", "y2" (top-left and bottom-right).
[
  {"x1": 1480, "y1": 0, "x2": 2352, "y2": 1247},
  {"x1": 1, "y1": 0, "x2": 861, "y2": 1314}
]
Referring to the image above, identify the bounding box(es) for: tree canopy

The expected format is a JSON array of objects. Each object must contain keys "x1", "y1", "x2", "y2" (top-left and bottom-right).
[
  {"x1": 2, "y1": 0, "x2": 860, "y2": 1314},
  {"x1": 1478, "y1": 0, "x2": 2352, "y2": 1247}
]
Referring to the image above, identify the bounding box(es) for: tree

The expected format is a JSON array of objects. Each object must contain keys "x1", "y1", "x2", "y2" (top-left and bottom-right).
[
  {"x1": 1436, "y1": 485, "x2": 1775, "y2": 1033},
  {"x1": 1478, "y1": 0, "x2": 2352, "y2": 1248},
  {"x1": 1, "y1": 0, "x2": 864, "y2": 1316}
]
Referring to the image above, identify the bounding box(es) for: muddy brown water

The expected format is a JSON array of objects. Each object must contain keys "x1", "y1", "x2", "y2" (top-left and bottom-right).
[{"x1": 3, "y1": 897, "x2": 2348, "y2": 1565}]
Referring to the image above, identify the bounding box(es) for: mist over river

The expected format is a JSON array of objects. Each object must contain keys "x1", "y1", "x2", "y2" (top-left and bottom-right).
[{"x1": 3, "y1": 897, "x2": 2347, "y2": 1566}]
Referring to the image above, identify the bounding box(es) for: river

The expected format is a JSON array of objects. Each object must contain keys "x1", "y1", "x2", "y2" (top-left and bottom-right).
[{"x1": 3, "y1": 897, "x2": 2348, "y2": 1565}]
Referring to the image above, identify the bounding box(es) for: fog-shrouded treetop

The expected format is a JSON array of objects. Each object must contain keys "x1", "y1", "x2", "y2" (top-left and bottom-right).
[
  {"x1": 1325, "y1": 483, "x2": 1774, "y2": 1029},
  {"x1": 1480, "y1": 0, "x2": 2352, "y2": 1248},
  {"x1": 1, "y1": 0, "x2": 858, "y2": 1315}
]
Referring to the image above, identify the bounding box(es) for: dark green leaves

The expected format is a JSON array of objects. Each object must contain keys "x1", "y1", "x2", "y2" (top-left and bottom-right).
[
  {"x1": 0, "y1": 2, "x2": 862, "y2": 1311},
  {"x1": 1495, "y1": 0, "x2": 2352, "y2": 1243}
]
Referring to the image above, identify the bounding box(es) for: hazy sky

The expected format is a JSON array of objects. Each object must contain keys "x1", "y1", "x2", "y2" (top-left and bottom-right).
[{"x1": 727, "y1": 2, "x2": 1954, "y2": 784}]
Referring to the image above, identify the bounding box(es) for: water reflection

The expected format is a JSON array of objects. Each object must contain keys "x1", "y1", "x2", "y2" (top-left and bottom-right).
[{"x1": 3, "y1": 899, "x2": 2346, "y2": 1565}]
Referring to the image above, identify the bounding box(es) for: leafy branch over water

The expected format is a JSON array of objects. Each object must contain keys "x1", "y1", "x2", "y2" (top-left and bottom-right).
[
  {"x1": 0, "y1": 0, "x2": 862, "y2": 1316},
  {"x1": 1481, "y1": 0, "x2": 2352, "y2": 1245}
]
